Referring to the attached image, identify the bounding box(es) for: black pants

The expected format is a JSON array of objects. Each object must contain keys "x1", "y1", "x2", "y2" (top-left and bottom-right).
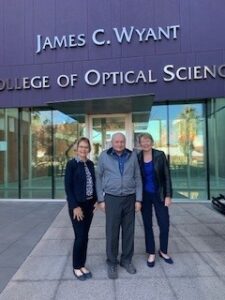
[
  {"x1": 141, "y1": 192, "x2": 170, "y2": 254},
  {"x1": 105, "y1": 194, "x2": 135, "y2": 266},
  {"x1": 69, "y1": 201, "x2": 94, "y2": 269}
]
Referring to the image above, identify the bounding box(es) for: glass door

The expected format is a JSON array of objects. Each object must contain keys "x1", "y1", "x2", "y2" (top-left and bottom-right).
[{"x1": 88, "y1": 114, "x2": 132, "y2": 164}]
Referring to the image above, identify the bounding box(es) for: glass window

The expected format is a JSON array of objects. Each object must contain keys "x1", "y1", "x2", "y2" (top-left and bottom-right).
[
  {"x1": 208, "y1": 98, "x2": 225, "y2": 198},
  {"x1": 132, "y1": 105, "x2": 167, "y2": 151},
  {"x1": 2, "y1": 100, "x2": 223, "y2": 201},
  {"x1": 53, "y1": 111, "x2": 86, "y2": 199},
  {"x1": 20, "y1": 109, "x2": 52, "y2": 198},
  {"x1": 168, "y1": 103, "x2": 207, "y2": 200},
  {"x1": 0, "y1": 109, "x2": 19, "y2": 198},
  {"x1": 133, "y1": 103, "x2": 208, "y2": 200},
  {"x1": 91, "y1": 115, "x2": 127, "y2": 164}
]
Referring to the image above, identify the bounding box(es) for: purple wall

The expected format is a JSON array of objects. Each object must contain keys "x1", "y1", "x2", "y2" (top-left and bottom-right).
[{"x1": 0, "y1": 0, "x2": 225, "y2": 108}]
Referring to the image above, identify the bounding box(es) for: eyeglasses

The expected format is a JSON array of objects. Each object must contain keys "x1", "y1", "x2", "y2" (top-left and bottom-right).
[{"x1": 75, "y1": 145, "x2": 90, "y2": 150}]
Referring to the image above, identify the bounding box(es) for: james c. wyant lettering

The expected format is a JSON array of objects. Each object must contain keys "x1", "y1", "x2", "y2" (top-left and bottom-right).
[{"x1": 36, "y1": 24, "x2": 180, "y2": 54}]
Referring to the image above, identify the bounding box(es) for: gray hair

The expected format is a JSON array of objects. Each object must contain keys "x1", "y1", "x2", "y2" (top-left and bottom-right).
[{"x1": 111, "y1": 132, "x2": 126, "y2": 142}]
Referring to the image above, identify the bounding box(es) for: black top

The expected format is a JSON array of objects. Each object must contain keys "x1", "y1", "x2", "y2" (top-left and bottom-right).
[
  {"x1": 138, "y1": 149, "x2": 173, "y2": 201},
  {"x1": 64, "y1": 158, "x2": 97, "y2": 209}
]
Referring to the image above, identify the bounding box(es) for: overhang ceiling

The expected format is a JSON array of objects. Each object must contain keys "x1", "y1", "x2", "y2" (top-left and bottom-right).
[{"x1": 47, "y1": 94, "x2": 154, "y2": 120}]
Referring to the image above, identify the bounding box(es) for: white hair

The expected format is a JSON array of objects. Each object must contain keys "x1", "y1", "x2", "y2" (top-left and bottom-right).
[{"x1": 111, "y1": 132, "x2": 126, "y2": 142}]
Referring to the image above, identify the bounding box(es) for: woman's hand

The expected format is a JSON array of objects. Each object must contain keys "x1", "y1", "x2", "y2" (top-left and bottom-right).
[
  {"x1": 165, "y1": 197, "x2": 172, "y2": 207},
  {"x1": 73, "y1": 207, "x2": 84, "y2": 221}
]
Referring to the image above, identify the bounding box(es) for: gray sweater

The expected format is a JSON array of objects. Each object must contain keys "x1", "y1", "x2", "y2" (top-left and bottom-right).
[{"x1": 96, "y1": 148, "x2": 142, "y2": 202}]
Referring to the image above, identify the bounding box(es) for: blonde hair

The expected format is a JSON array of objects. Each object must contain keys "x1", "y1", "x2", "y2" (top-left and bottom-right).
[
  {"x1": 138, "y1": 133, "x2": 154, "y2": 144},
  {"x1": 76, "y1": 137, "x2": 91, "y2": 152}
]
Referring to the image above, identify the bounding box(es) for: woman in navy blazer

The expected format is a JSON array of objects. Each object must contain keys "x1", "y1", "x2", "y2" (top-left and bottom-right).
[{"x1": 64, "y1": 137, "x2": 96, "y2": 281}]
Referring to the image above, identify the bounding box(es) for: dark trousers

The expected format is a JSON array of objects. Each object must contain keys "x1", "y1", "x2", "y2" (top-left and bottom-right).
[
  {"x1": 105, "y1": 194, "x2": 135, "y2": 266},
  {"x1": 141, "y1": 192, "x2": 170, "y2": 254},
  {"x1": 69, "y1": 201, "x2": 94, "y2": 269}
]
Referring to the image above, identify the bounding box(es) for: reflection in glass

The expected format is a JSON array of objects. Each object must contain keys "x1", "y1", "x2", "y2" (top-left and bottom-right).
[
  {"x1": 91, "y1": 116, "x2": 126, "y2": 164},
  {"x1": 1, "y1": 100, "x2": 224, "y2": 201},
  {"x1": 208, "y1": 98, "x2": 225, "y2": 198},
  {"x1": 169, "y1": 104, "x2": 207, "y2": 199},
  {"x1": 21, "y1": 109, "x2": 52, "y2": 198},
  {"x1": 133, "y1": 104, "x2": 207, "y2": 200},
  {"x1": 132, "y1": 106, "x2": 167, "y2": 152},
  {"x1": 0, "y1": 109, "x2": 19, "y2": 198},
  {"x1": 53, "y1": 111, "x2": 85, "y2": 198}
]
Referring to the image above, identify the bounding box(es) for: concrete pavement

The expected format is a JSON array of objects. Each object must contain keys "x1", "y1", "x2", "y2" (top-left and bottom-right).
[
  {"x1": 0, "y1": 201, "x2": 64, "y2": 293},
  {"x1": 0, "y1": 202, "x2": 225, "y2": 300}
]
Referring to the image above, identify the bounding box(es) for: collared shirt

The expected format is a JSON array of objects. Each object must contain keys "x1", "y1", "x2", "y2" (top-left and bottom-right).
[
  {"x1": 84, "y1": 162, "x2": 93, "y2": 197},
  {"x1": 111, "y1": 149, "x2": 129, "y2": 175},
  {"x1": 75, "y1": 157, "x2": 93, "y2": 198}
]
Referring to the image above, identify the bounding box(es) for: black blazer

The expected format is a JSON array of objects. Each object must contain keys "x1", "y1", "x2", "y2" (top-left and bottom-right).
[
  {"x1": 138, "y1": 149, "x2": 173, "y2": 201},
  {"x1": 64, "y1": 158, "x2": 97, "y2": 209}
]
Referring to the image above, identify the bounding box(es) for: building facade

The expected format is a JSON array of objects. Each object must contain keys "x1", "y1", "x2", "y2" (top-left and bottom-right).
[{"x1": 0, "y1": 0, "x2": 225, "y2": 200}]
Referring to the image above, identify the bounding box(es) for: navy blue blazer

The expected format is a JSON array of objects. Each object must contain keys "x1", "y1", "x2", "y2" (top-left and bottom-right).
[{"x1": 64, "y1": 158, "x2": 97, "y2": 209}]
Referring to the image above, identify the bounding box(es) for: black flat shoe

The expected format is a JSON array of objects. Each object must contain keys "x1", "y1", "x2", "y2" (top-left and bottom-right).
[
  {"x1": 147, "y1": 260, "x2": 155, "y2": 268},
  {"x1": 83, "y1": 271, "x2": 92, "y2": 279},
  {"x1": 81, "y1": 267, "x2": 92, "y2": 279},
  {"x1": 73, "y1": 269, "x2": 86, "y2": 281},
  {"x1": 158, "y1": 251, "x2": 174, "y2": 264}
]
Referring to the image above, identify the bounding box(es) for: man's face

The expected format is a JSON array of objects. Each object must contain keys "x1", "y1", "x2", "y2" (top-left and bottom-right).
[{"x1": 112, "y1": 134, "x2": 126, "y2": 153}]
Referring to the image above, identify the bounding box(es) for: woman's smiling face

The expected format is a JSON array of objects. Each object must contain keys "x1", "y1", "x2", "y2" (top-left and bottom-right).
[
  {"x1": 139, "y1": 136, "x2": 153, "y2": 152},
  {"x1": 77, "y1": 141, "x2": 90, "y2": 159}
]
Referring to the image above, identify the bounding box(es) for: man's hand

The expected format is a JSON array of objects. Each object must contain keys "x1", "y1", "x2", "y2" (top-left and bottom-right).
[
  {"x1": 93, "y1": 202, "x2": 98, "y2": 213},
  {"x1": 73, "y1": 207, "x2": 84, "y2": 221},
  {"x1": 135, "y1": 201, "x2": 142, "y2": 212},
  {"x1": 98, "y1": 201, "x2": 105, "y2": 212},
  {"x1": 165, "y1": 197, "x2": 172, "y2": 207}
]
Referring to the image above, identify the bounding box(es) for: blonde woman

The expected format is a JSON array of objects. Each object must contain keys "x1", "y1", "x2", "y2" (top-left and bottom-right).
[
  {"x1": 65, "y1": 137, "x2": 96, "y2": 280},
  {"x1": 137, "y1": 133, "x2": 173, "y2": 267}
]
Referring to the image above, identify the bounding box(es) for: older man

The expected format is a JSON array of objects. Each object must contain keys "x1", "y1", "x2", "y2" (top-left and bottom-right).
[{"x1": 96, "y1": 132, "x2": 142, "y2": 279}]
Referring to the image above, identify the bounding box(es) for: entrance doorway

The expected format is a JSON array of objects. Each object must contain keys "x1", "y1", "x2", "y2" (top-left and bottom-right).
[{"x1": 87, "y1": 114, "x2": 132, "y2": 163}]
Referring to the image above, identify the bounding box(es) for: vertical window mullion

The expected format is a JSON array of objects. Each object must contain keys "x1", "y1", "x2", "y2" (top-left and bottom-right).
[
  {"x1": 51, "y1": 110, "x2": 55, "y2": 199},
  {"x1": 205, "y1": 99, "x2": 210, "y2": 200},
  {"x1": 18, "y1": 108, "x2": 22, "y2": 199}
]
